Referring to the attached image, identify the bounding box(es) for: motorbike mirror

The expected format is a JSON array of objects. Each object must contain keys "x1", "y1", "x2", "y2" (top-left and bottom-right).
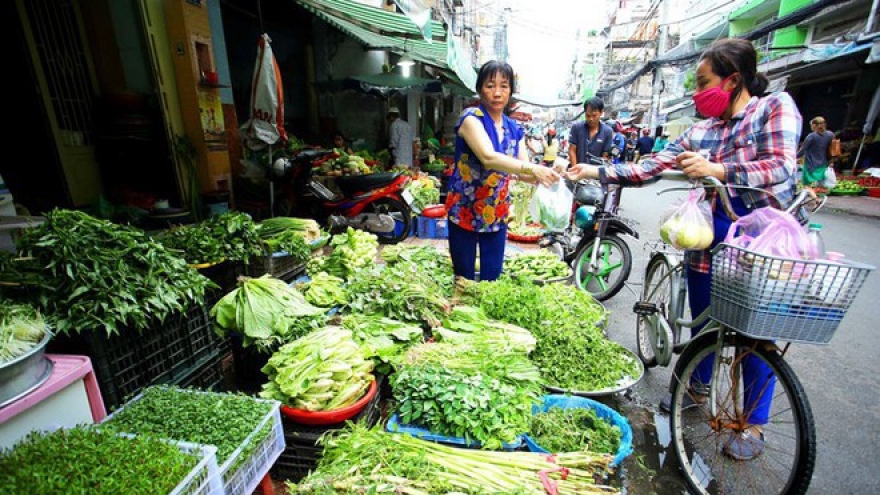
[{"x1": 272, "y1": 157, "x2": 292, "y2": 177}]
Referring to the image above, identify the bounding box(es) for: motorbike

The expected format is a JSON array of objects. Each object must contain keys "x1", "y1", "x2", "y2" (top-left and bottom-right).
[
  {"x1": 271, "y1": 150, "x2": 414, "y2": 244},
  {"x1": 539, "y1": 154, "x2": 638, "y2": 301}
]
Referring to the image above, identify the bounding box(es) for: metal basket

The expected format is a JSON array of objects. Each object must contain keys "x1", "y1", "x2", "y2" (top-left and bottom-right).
[{"x1": 710, "y1": 243, "x2": 874, "y2": 344}]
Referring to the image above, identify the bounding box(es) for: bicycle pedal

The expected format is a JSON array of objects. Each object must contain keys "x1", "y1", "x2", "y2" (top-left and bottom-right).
[{"x1": 633, "y1": 301, "x2": 657, "y2": 316}]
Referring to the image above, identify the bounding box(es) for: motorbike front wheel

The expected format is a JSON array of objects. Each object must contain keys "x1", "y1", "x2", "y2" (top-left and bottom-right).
[
  {"x1": 572, "y1": 234, "x2": 632, "y2": 301},
  {"x1": 367, "y1": 197, "x2": 412, "y2": 244}
]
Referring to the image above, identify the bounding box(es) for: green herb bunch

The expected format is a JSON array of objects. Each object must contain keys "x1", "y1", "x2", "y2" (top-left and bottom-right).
[
  {"x1": 530, "y1": 406, "x2": 622, "y2": 454},
  {"x1": 155, "y1": 223, "x2": 225, "y2": 265},
  {"x1": 101, "y1": 386, "x2": 274, "y2": 472},
  {"x1": 307, "y1": 227, "x2": 378, "y2": 280},
  {"x1": 380, "y1": 243, "x2": 455, "y2": 296},
  {"x1": 391, "y1": 365, "x2": 536, "y2": 450},
  {"x1": 291, "y1": 423, "x2": 617, "y2": 494},
  {"x1": 345, "y1": 263, "x2": 451, "y2": 327},
  {"x1": 15, "y1": 209, "x2": 214, "y2": 336},
  {"x1": 340, "y1": 313, "x2": 424, "y2": 375},
  {"x1": 203, "y1": 211, "x2": 263, "y2": 263},
  {"x1": 461, "y1": 278, "x2": 638, "y2": 392},
  {"x1": 0, "y1": 427, "x2": 200, "y2": 494}
]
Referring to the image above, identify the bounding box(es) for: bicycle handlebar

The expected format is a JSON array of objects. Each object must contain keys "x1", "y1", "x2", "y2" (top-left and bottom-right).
[{"x1": 657, "y1": 169, "x2": 821, "y2": 222}]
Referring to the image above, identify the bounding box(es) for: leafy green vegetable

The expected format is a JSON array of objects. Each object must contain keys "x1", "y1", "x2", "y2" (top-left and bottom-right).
[
  {"x1": 302, "y1": 272, "x2": 349, "y2": 307},
  {"x1": 101, "y1": 385, "x2": 274, "y2": 475},
  {"x1": 340, "y1": 313, "x2": 423, "y2": 375},
  {"x1": 307, "y1": 227, "x2": 378, "y2": 280},
  {"x1": 530, "y1": 406, "x2": 622, "y2": 454},
  {"x1": 0, "y1": 299, "x2": 47, "y2": 363},
  {"x1": 210, "y1": 275, "x2": 326, "y2": 350},
  {"x1": 15, "y1": 209, "x2": 214, "y2": 336},
  {"x1": 0, "y1": 427, "x2": 199, "y2": 494},
  {"x1": 290, "y1": 423, "x2": 618, "y2": 494},
  {"x1": 345, "y1": 263, "x2": 451, "y2": 327}
]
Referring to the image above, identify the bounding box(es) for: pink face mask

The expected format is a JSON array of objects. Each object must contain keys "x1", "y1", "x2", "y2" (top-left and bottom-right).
[{"x1": 693, "y1": 75, "x2": 734, "y2": 118}]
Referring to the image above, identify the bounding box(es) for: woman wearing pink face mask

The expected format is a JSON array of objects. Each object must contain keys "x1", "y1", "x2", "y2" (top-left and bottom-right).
[{"x1": 566, "y1": 38, "x2": 803, "y2": 461}]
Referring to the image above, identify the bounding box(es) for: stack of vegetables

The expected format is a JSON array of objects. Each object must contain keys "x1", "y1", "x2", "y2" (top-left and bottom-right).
[
  {"x1": 289, "y1": 423, "x2": 619, "y2": 494},
  {"x1": 10, "y1": 209, "x2": 213, "y2": 336},
  {"x1": 0, "y1": 299, "x2": 48, "y2": 364},
  {"x1": 210, "y1": 275, "x2": 326, "y2": 351},
  {"x1": 389, "y1": 305, "x2": 542, "y2": 450},
  {"x1": 345, "y1": 262, "x2": 452, "y2": 327},
  {"x1": 306, "y1": 227, "x2": 378, "y2": 280},
  {"x1": 300, "y1": 272, "x2": 349, "y2": 308},
  {"x1": 403, "y1": 174, "x2": 441, "y2": 213},
  {"x1": 508, "y1": 180, "x2": 542, "y2": 238},
  {"x1": 340, "y1": 313, "x2": 423, "y2": 375},
  {"x1": 316, "y1": 151, "x2": 373, "y2": 176},
  {"x1": 256, "y1": 216, "x2": 323, "y2": 257},
  {"x1": 259, "y1": 326, "x2": 374, "y2": 411},
  {"x1": 460, "y1": 278, "x2": 636, "y2": 393},
  {"x1": 380, "y1": 243, "x2": 455, "y2": 297},
  {"x1": 503, "y1": 250, "x2": 572, "y2": 282}
]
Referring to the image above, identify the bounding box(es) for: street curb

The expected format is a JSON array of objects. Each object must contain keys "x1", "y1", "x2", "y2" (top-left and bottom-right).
[{"x1": 823, "y1": 206, "x2": 880, "y2": 221}]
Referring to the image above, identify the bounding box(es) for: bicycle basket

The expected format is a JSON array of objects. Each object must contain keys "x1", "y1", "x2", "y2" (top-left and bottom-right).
[{"x1": 710, "y1": 243, "x2": 874, "y2": 344}]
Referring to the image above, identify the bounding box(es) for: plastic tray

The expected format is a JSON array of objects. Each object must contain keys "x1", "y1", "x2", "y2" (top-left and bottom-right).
[
  {"x1": 103, "y1": 388, "x2": 283, "y2": 495},
  {"x1": 522, "y1": 394, "x2": 634, "y2": 468},
  {"x1": 385, "y1": 413, "x2": 523, "y2": 450},
  {"x1": 171, "y1": 439, "x2": 225, "y2": 495},
  {"x1": 543, "y1": 347, "x2": 644, "y2": 397}
]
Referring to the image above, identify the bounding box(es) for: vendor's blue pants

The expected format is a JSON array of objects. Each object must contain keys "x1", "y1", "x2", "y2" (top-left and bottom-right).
[
  {"x1": 687, "y1": 197, "x2": 775, "y2": 425},
  {"x1": 448, "y1": 221, "x2": 506, "y2": 281}
]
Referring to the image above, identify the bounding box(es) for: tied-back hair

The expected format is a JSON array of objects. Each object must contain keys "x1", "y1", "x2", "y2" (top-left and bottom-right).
[{"x1": 700, "y1": 38, "x2": 770, "y2": 99}]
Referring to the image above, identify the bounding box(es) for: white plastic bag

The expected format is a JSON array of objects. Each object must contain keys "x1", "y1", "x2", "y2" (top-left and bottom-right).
[
  {"x1": 529, "y1": 178, "x2": 573, "y2": 233},
  {"x1": 658, "y1": 189, "x2": 714, "y2": 250},
  {"x1": 822, "y1": 167, "x2": 837, "y2": 188}
]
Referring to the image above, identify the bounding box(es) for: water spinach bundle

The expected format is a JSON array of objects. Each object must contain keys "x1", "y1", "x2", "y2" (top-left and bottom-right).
[
  {"x1": 290, "y1": 423, "x2": 619, "y2": 494},
  {"x1": 14, "y1": 209, "x2": 213, "y2": 336}
]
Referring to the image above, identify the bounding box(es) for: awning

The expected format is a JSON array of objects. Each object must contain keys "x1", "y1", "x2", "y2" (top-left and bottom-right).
[
  {"x1": 293, "y1": 0, "x2": 476, "y2": 91},
  {"x1": 660, "y1": 99, "x2": 694, "y2": 116}
]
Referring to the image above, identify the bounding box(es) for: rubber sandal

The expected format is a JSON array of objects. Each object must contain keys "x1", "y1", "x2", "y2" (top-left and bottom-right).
[{"x1": 723, "y1": 431, "x2": 766, "y2": 461}]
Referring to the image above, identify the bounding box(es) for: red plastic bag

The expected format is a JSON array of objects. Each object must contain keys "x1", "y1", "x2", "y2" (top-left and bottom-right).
[{"x1": 658, "y1": 189, "x2": 714, "y2": 250}]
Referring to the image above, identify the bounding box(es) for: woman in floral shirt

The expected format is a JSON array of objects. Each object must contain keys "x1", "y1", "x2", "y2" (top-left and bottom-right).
[{"x1": 445, "y1": 60, "x2": 558, "y2": 281}]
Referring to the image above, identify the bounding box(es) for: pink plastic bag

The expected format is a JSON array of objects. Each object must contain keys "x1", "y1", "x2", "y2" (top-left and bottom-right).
[
  {"x1": 723, "y1": 207, "x2": 813, "y2": 259},
  {"x1": 658, "y1": 189, "x2": 714, "y2": 250}
]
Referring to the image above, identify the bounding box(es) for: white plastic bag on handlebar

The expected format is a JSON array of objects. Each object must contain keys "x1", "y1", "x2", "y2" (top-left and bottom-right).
[
  {"x1": 530, "y1": 177, "x2": 572, "y2": 233},
  {"x1": 658, "y1": 189, "x2": 713, "y2": 250}
]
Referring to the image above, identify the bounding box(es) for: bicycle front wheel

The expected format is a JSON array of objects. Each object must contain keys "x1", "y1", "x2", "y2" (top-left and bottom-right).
[
  {"x1": 572, "y1": 234, "x2": 632, "y2": 301},
  {"x1": 669, "y1": 330, "x2": 816, "y2": 495}
]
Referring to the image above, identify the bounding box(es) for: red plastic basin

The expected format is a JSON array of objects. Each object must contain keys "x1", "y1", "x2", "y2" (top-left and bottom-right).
[{"x1": 280, "y1": 378, "x2": 377, "y2": 425}]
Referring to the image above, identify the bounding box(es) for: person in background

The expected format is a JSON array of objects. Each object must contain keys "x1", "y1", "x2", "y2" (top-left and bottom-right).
[
  {"x1": 652, "y1": 131, "x2": 670, "y2": 153},
  {"x1": 625, "y1": 131, "x2": 638, "y2": 163},
  {"x1": 541, "y1": 128, "x2": 560, "y2": 167},
  {"x1": 566, "y1": 38, "x2": 802, "y2": 462},
  {"x1": 635, "y1": 128, "x2": 655, "y2": 163},
  {"x1": 568, "y1": 97, "x2": 614, "y2": 166},
  {"x1": 797, "y1": 116, "x2": 834, "y2": 187},
  {"x1": 445, "y1": 60, "x2": 559, "y2": 282},
  {"x1": 609, "y1": 120, "x2": 627, "y2": 164},
  {"x1": 331, "y1": 130, "x2": 354, "y2": 154},
  {"x1": 387, "y1": 107, "x2": 417, "y2": 168}
]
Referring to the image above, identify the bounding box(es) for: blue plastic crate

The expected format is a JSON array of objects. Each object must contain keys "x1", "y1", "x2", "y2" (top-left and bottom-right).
[{"x1": 417, "y1": 216, "x2": 448, "y2": 239}]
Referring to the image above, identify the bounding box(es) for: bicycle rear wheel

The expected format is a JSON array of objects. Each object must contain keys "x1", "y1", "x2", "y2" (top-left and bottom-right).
[{"x1": 669, "y1": 330, "x2": 816, "y2": 495}]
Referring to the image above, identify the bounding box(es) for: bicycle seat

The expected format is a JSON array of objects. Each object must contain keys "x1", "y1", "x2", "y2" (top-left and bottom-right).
[{"x1": 334, "y1": 172, "x2": 400, "y2": 197}]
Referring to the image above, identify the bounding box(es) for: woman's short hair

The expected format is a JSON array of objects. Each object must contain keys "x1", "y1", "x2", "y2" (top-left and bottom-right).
[
  {"x1": 700, "y1": 38, "x2": 770, "y2": 99},
  {"x1": 475, "y1": 60, "x2": 516, "y2": 95}
]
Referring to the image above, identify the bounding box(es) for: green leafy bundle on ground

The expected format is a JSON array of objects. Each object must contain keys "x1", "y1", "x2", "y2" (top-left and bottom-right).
[{"x1": 530, "y1": 406, "x2": 622, "y2": 454}]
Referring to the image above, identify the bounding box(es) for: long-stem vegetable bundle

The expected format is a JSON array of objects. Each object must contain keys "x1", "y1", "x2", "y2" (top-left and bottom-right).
[{"x1": 290, "y1": 423, "x2": 619, "y2": 494}]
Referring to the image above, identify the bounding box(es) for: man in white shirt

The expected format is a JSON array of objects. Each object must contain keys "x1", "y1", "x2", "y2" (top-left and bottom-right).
[{"x1": 387, "y1": 107, "x2": 417, "y2": 167}]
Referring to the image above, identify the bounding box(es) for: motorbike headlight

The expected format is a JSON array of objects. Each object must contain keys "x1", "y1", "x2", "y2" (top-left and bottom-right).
[
  {"x1": 574, "y1": 205, "x2": 595, "y2": 230},
  {"x1": 272, "y1": 157, "x2": 292, "y2": 177}
]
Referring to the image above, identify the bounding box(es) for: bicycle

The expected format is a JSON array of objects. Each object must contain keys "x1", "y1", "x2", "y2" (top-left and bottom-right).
[{"x1": 633, "y1": 171, "x2": 874, "y2": 495}]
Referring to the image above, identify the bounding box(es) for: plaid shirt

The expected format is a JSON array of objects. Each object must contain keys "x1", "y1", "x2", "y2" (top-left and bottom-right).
[{"x1": 600, "y1": 92, "x2": 803, "y2": 272}]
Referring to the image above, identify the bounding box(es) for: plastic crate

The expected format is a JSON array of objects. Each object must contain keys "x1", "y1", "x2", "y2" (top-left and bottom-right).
[
  {"x1": 173, "y1": 350, "x2": 230, "y2": 391},
  {"x1": 710, "y1": 244, "x2": 874, "y2": 344},
  {"x1": 417, "y1": 216, "x2": 448, "y2": 239},
  {"x1": 103, "y1": 389, "x2": 283, "y2": 495},
  {"x1": 271, "y1": 375, "x2": 384, "y2": 482},
  {"x1": 246, "y1": 252, "x2": 307, "y2": 280},
  {"x1": 171, "y1": 440, "x2": 225, "y2": 495}
]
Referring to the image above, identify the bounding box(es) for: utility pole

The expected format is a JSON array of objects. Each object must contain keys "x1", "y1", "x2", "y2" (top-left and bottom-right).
[{"x1": 649, "y1": 0, "x2": 670, "y2": 131}]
